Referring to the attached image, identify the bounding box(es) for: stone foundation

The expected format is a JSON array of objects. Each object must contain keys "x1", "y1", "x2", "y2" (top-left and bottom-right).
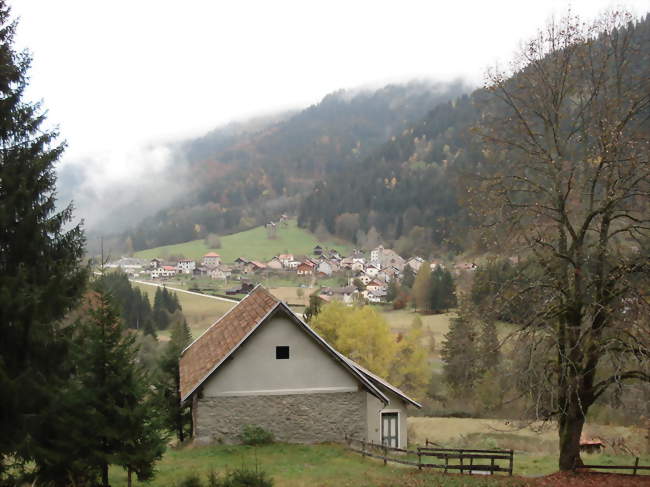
[{"x1": 194, "y1": 391, "x2": 367, "y2": 444}]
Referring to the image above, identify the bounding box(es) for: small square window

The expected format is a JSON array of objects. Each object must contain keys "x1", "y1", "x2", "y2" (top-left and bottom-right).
[{"x1": 276, "y1": 346, "x2": 290, "y2": 359}]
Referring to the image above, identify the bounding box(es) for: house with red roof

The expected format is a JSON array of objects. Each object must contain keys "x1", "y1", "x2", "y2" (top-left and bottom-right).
[
  {"x1": 179, "y1": 286, "x2": 420, "y2": 447},
  {"x1": 202, "y1": 252, "x2": 221, "y2": 268}
]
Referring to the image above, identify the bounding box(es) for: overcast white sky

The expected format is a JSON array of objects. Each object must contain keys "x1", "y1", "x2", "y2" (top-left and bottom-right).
[
  {"x1": 13, "y1": 0, "x2": 650, "y2": 161},
  {"x1": 9, "y1": 1, "x2": 650, "y2": 230}
]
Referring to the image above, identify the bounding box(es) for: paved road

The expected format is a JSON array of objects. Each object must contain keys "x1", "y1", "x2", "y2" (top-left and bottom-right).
[{"x1": 129, "y1": 279, "x2": 239, "y2": 304}]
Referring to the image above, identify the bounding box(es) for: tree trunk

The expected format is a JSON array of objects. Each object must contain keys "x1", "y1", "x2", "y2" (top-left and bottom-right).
[
  {"x1": 127, "y1": 467, "x2": 132, "y2": 487},
  {"x1": 101, "y1": 462, "x2": 109, "y2": 487},
  {"x1": 558, "y1": 411, "x2": 585, "y2": 471}
]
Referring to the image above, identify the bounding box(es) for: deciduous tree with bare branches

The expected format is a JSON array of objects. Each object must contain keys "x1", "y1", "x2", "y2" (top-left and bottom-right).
[{"x1": 471, "y1": 10, "x2": 650, "y2": 471}]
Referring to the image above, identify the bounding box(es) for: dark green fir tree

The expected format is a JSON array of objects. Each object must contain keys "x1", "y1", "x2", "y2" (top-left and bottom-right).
[
  {"x1": 0, "y1": 1, "x2": 87, "y2": 479},
  {"x1": 68, "y1": 291, "x2": 166, "y2": 487},
  {"x1": 157, "y1": 319, "x2": 193, "y2": 442}
]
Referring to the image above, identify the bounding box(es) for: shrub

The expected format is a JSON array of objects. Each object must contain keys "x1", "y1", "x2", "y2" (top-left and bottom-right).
[
  {"x1": 239, "y1": 425, "x2": 274, "y2": 445},
  {"x1": 222, "y1": 467, "x2": 273, "y2": 487},
  {"x1": 178, "y1": 474, "x2": 204, "y2": 487},
  {"x1": 200, "y1": 466, "x2": 274, "y2": 487}
]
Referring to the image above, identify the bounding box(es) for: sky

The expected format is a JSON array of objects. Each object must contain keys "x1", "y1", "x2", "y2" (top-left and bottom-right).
[{"x1": 10, "y1": 0, "x2": 650, "y2": 228}]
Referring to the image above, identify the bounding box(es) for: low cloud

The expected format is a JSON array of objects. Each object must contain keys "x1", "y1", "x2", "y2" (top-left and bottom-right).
[{"x1": 56, "y1": 142, "x2": 187, "y2": 234}]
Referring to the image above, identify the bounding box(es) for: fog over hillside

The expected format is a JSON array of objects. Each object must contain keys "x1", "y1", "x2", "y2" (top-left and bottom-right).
[{"x1": 58, "y1": 80, "x2": 470, "y2": 242}]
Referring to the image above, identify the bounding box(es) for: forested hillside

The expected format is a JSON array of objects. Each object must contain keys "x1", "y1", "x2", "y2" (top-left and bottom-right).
[
  {"x1": 298, "y1": 14, "x2": 650, "y2": 258},
  {"x1": 125, "y1": 82, "x2": 469, "y2": 250}
]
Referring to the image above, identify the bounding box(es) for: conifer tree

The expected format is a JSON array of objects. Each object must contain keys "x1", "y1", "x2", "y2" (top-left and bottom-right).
[
  {"x1": 401, "y1": 265, "x2": 416, "y2": 289},
  {"x1": 157, "y1": 319, "x2": 193, "y2": 442},
  {"x1": 0, "y1": 1, "x2": 87, "y2": 477},
  {"x1": 67, "y1": 291, "x2": 165, "y2": 486},
  {"x1": 440, "y1": 310, "x2": 479, "y2": 397}
]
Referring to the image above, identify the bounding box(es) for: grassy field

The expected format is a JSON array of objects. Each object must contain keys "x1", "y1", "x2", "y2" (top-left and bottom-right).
[
  {"x1": 134, "y1": 220, "x2": 353, "y2": 263},
  {"x1": 408, "y1": 417, "x2": 650, "y2": 476},
  {"x1": 109, "y1": 443, "x2": 529, "y2": 487},
  {"x1": 107, "y1": 440, "x2": 650, "y2": 486},
  {"x1": 133, "y1": 282, "x2": 234, "y2": 339}
]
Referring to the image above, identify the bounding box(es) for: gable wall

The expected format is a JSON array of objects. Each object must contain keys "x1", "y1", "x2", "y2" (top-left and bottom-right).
[
  {"x1": 202, "y1": 315, "x2": 358, "y2": 397},
  {"x1": 366, "y1": 389, "x2": 409, "y2": 449}
]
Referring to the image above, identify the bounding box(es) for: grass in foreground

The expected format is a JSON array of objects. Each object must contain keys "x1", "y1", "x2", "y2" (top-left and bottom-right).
[
  {"x1": 134, "y1": 220, "x2": 353, "y2": 263},
  {"x1": 109, "y1": 443, "x2": 529, "y2": 487}
]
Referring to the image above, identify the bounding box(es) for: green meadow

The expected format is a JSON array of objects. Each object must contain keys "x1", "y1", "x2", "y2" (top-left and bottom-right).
[{"x1": 134, "y1": 220, "x2": 353, "y2": 263}]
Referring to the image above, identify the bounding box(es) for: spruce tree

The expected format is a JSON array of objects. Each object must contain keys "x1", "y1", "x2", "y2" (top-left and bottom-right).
[
  {"x1": 0, "y1": 1, "x2": 86, "y2": 477},
  {"x1": 401, "y1": 265, "x2": 416, "y2": 289},
  {"x1": 68, "y1": 291, "x2": 166, "y2": 486},
  {"x1": 157, "y1": 319, "x2": 193, "y2": 442},
  {"x1": 440, "y1": 310, "x2": 479, "y2": 397}
]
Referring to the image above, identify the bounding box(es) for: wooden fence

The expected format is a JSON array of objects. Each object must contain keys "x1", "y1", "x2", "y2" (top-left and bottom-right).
[
  {"x1": 575, "y1": 457, "x2": 650, "y2": 476},
  {"x1": 344, "y1": 437, "x2": 514, "y2": 476}
]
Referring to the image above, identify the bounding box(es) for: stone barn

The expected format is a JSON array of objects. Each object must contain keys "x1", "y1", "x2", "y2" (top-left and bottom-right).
[{"x1": 179, "y1": 286, "x2": 420, "y2": 447}]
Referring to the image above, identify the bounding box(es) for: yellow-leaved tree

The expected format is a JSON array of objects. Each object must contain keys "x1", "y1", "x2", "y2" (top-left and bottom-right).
[
  {"x1": 311, "y1": 302, "x2": 397, "y2": 378},
  {"x1": 311, "y1": 302, "x2": 429, "y2": 399},
  {"x1": 390, "y1": 317, "x2": 429, "y2": 400}
]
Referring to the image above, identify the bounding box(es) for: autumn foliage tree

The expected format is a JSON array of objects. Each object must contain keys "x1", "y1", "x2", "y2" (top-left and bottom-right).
[
  {"x1": 473, "y1": 11, "x2": 650, "y2": 470},
  {"x1": 310, "y1": 302, "x2": 428, "y2": 397}
]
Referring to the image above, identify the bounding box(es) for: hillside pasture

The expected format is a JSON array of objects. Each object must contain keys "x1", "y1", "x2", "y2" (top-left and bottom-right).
[
  {"x1": 132, "y1": 282, "x2": 234, "y2": 338},
  {"x1": 133, "y1": 220, "x2": 352, "y2": 263}
]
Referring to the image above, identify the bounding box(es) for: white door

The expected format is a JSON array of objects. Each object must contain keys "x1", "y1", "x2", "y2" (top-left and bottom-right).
[{"x1": 381, "y1": 412, "x2": 399, "y2": 448}]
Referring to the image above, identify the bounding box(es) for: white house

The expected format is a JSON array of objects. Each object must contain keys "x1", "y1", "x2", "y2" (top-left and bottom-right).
[
  {"x1": 151, "y1": 265, "x2": 176, "y2": 279},
  {"x1": 202, "y1": 252, "x2": 221, "y2": 268},
  {"x1": 177, "y1": 259, "x2": 196, "y2": 274},
  {"x1": 406, "y1": 257, "x2": 425, "y2": 272},
  {"x1": 278, "y1": 254, "x2": 294, "y2": 268},
  {"x1": 179, "y1": 286, "x2": 420, "y2": 447},
  {"x1": 209, "y1": 266, "x2": 232, "y2": 281},
  {"x1": 365, "y1": 264, "x2": 380, "y2": 278},
  {"x1": 317, "y1": 260, "x2": 333, "y2": 276},
  {"x1": 366, "y1": 280, "x2": 386, "y2": 294}
]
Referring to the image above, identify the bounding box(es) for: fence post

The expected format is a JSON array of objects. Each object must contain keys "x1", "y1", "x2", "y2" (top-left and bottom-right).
[
  {"x1": 362, "y1": 439, "x2": 366, "y2": 458},
  {"x1": 490, "y1": 457, "x2": 495, "y2": 475},
  {"x1": 383, "y1": 443, "x2": 387, "y2": 466},
  {"x1": 508, "y1": 450, "x2": 514, "y2": 476},
  {"x1": 444, "y1": 454, "x2": 448, "y2": 474},
  {"x1": 418, "y1": 448, "x2": 422, "y2": 471},
  {"x1": 633, "y1": 457, "x2": 639, "y2": 476}
]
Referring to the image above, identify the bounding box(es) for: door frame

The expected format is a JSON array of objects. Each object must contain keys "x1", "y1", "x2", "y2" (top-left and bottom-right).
[{"x1": 380, "y1": 410, "x2": 400, "y2": 448}]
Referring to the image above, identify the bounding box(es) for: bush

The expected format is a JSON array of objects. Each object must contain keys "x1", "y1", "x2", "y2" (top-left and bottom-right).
[
  {"x1": 222, "y1": 467, "x2": 273, "y2": 487},
  {"x1": 239, "y1": 424, "x2": 274, "y2": 445},
  {"x1": 184, "y1": 466, "x2": 273, "y2": 487},
  {"x1": 178, "y1": 474, "x2": 204, "y2": 487},
  {"x1": 204, "y1": 233, "x2": 222, "y2": 249}
]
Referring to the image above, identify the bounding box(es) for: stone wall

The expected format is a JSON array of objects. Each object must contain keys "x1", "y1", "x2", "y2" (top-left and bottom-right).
[{"x1": 194, "y1": 391, "x2": 367, "y2": 444}]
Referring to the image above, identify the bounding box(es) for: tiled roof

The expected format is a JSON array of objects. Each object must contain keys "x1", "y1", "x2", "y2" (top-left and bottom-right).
[
  {"x1": 178, "y1": 285, "x2": 419, "y2": 408},
  {"x1": 179, "y1": 287, "x2": 280, "y2": 401}
]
